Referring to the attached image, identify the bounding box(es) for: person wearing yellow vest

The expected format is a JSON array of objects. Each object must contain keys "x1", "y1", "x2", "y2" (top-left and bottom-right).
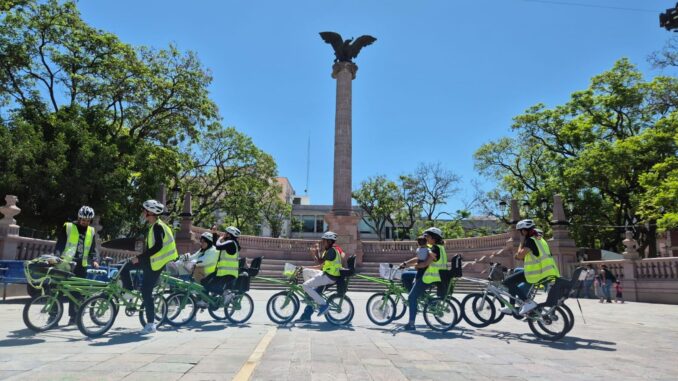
[
  {"x1": 300, "y1": 231, "x2": 344, "y2": 318},
  {"x1": 501, "y1": 219, "x2": 561, "y2": 315},
  {"x1": 209, "y1": 226, "x2": 241, "y2": 306},
  {"x1": 398, "y1": 227, "x2": 447, "y2": 331},
  {"x1": 54, "y1": 205, "x2": 99, "y2": 325},
  {"x1": 120, "y1": 199, "x2": 178, "y2": 334}
]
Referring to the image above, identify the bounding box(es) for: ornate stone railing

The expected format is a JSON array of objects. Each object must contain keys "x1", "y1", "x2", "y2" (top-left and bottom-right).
[
  {"x1": 362, "y1": 233, "x2": 510, "y2": 254},
  {"x1": 100, "y1": 247, "x2": 138, "y2": 262},
  {"x1": 635, "y1": 257, "x2": 678, "y2": 280},
  {"x1": 569, "y1": 259, "x2": 626, "y2": 278},
  {"x1": 14, "y1": 237, "x2": 56, "y2": 260}
]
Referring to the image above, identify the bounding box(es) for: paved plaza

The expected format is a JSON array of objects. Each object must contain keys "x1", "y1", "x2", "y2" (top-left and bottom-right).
[{"x1": 0, "y1": 290, "x2": 676, "y2": 381}]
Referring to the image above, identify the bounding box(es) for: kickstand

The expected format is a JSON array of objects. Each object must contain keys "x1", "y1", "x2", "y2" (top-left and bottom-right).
[{"x1": 576, "y1": 298, "x2": 586, "y2": 324}]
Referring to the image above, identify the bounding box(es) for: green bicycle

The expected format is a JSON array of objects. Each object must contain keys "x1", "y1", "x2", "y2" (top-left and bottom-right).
[
  {"x1": 22, "y1": 256, "x2": 110, "y2": 332},
  {"x1": 75, "y1": 259, "x2": 168, "y2": 338},
  {"x1": 361, "y1": 264, "x2": 461, "y2": 331},
  {"x1": 162, "y1": 257, "x2": 262, "y2": 326},
  {"x1": 262, "y1": 256, "x2": 356, "y2": 326}
]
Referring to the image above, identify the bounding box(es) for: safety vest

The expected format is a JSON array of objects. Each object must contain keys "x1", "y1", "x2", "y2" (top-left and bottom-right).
[
  {"x1": 198, "y1": 246, "x2": 218, "y2": 276},
  {"x1": 423, "y1": 244, "x2": 447, "y2": 284},
  {"x1": 523, "y1": 237, "x2": 560, "y2": 284},
  {"x1": 321, "y1": 247, "x2": 344, "y2": 277},
  {"x1": 216, "y1": 241, "x2": 239, "y2": 277},
  {"x1": 147, "y1": 219, "x2": 178, "y2": 271},
  {"x1": 63, "y1": 222, "x2": 94, "y2": 266}
]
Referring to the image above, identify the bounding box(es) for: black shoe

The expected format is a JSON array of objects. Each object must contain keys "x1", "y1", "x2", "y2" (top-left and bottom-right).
[
  {"x1": 67, "y1": 317, "x2": 76, "y2": 325},
  {"x1": 402, "y1": 324, "x2": 416, "y2": 331},
  {"x1": 295, "y1": 315, "x2": 312, "y2": 323}
]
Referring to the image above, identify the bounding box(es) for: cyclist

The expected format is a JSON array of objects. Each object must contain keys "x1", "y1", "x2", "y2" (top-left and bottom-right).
[
  {"x1": 120, "y1": 199, "x2": 178, "y2": 333},
  {"x1": 300, "y1": 231, "x2": 344, "y2": 319},
  {"x1": 212, "y1": 226, "x2": 241, "y2": 304},
  {"x1": 54, "y1": 205, "x2": 99, "y2": 325},
  {"x1": 500, "y1": 219, "x2": 560, "y2": 315},
  {"x1": 398, "y1": 227, "x2": 447, "y2": 331}
]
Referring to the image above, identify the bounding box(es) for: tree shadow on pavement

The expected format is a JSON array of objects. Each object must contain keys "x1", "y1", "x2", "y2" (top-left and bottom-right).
[
  {"x1": 87, "y1": 329, "x2": 151, "y2": 346},
  {"x1": 469, "y1": 329, "x2": 617, "y2": 351},
  {"x1": 363, "y1": 325, "x2": 474, "y2": 340},
  {"x1": 291, "y1": 321, "x2": 356, "y2": 332},
  {"x1": 0, "y1": 297, "x2": 32, "y2": 305},
  {"x1": 0, "y1": 337, "x2": 45, "y2": 346}
]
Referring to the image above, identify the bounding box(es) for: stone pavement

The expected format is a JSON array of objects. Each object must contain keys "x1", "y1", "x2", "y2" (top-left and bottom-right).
[{"x1": 0, "y1": 290, "x2": 676, "y2": 381}]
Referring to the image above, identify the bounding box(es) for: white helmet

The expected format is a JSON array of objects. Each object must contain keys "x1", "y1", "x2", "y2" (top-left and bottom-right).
[
  {"x1": 78, "y1": 206, "x2": 95, "y2": 220},
  {"x1": 516, "y1": 219, "x2": 536, "y2": 230},
  {"x1": 142, "y1": 199, "x2": 165, "y2": 215},
  {"x1": 321, "y1": 231, "x2": 337, "y2": 241},
  {"x1": 423, "y1": 227, "x2": 443, "y2": 239},
  {"x1": 200, "y1": 232, "x2": 214, "y2": 243},
  {"x1": 225, "y1": 226, "x2": 241, "y2": 238}
]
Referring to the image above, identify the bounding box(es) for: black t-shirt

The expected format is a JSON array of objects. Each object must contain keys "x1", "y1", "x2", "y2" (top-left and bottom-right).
[
  {"x1": 321, "y1": 247, "x2": 340, "y2": 281},
  {"x1": 524, "y1": 238, "x2": 540, "y2": 257},
  {"x1": 416, "y1": 245, "x2": 440, "y2": 278}
]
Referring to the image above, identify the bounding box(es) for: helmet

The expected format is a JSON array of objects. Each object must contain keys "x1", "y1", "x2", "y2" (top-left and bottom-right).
[
  {"x1": 516, "y1": 219, "x2": 536, "y2": 230},
  {"x1": 77, "y1": 206, "x2": 95, "y2": 220},
  {"x1": 142, "y1": 199, "x2": 165, "y2": 215},
  {"x1": 423, "y1": 227, "x2": 443, "y2": 239},
  {"x1": 200, "y1": 232, "x2": 214, "y2": 243},
  {"x1": 225, "y1": 226, "x2": 241, "y2": 238},
  {"x1": 321, "y1": 231, "x2": 337, "y2": 241}
]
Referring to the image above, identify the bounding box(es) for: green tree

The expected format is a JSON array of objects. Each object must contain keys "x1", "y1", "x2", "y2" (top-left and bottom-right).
[
  {"x1": 260, "y1": 184, "x2": 292, "y2": 238},
  {"x1": 413, "y1": 162, "x2": 461, "y2": 221},
  {"x1": 352, "y1": 176, "x2": 402, "y2": 241},
  {"x1": 391, "y1": 175, "x2": 424, "y2": 240}
]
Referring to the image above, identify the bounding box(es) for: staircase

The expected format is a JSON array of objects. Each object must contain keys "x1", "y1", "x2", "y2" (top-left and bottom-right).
[{"x1": 247, "y1": 257, "x2": 484, "y2": 293}]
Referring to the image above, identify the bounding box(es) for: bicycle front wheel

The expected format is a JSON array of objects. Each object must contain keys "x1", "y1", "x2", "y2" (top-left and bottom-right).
[
  {"x1": 461, "y1": 293, "x2": 493, "y2": 328},
  {"x1": 365, "y1": 293, "x2": 396, "y2": 326},
  {"x1": 527, "y1": 303, "x2": 570, "y2": 341},
  {"x1": 77, "y1": 295, "x2": 117, "y2": 338},
  {"x1": 325, "y1": 293, "x2": 354, "y2": 325},
  {"x1": 423, "y1": 297, "x2": 458, "y2": 332},
  {"x1": 23, "y1": 294, "x2": 63, "y2": 332},
  {"x1": 469, "y1": 294, "x2": 496, "y2": 327},
  {"x1": 166, "y1": 292, "x2": 197, "y2": 326},
  {"x1": 266, "y1": 291, "x2": 299, "y2": 324},
  {"x1": 226, "y1": 293, "x2": 254, "y2": 324},
  {"x1": 138, "y1": 293, "x2": 168, "y2": 327}
]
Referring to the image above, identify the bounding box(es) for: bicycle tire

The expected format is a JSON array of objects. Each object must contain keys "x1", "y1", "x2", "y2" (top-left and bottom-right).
[
  {"x1": 76, "y1": 294, "x2": 117, "y2": 338},
  {"x1": 527, "y1": 303, "x2": 570, "y2": 341},
  {"x1": 393, "y1": 294, "x2": 408, "y2": 321},
  {"x1": 461, "y1": 293, "x2": 492, "y2": 328},
  {"x1": 266, "y1": 291, "x2": 300, "y2": 324},
  {"x1": 325, "y1": 293, "x2": 354, "y2": 325},
  {"x1": 225, "y1": 292, "x2": 254, "y2": 324},
  {"x1": 165, "y1": 292, "x2": 197, "y2": 326},
  {"x1": 423, "y1": 297, "x2": 458, "y2": 332},
  {"x1": 470, "y1": 294, "x2": 497, "y2": 328},
  {"x1": 208, "y1": 295, "x2": 228, "y2": 321},
  {"x1": 138, "y1": 293, "x2": 168, "y2": 327},
  {"x1": 449, "y1": 296, "x2": 463, "y2": 325},
  {"x1": 365, "y1": 292, "x2": 396, "y2": 326},
  {"x1": 22, "y1": 294, "x2": 63, "y2": 332},
  {"x1": 560, "y1": 303, "x2": 575, "y2": 334}
]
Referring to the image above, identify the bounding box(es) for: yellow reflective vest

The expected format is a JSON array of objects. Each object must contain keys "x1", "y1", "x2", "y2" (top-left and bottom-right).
[
  {"x1": 216, "y1": 241, "x2": 239, "y2": 277},
  {"x1": 62, "y1": 222, "x2": 94, "y2": 266},
  {"x1": 321, "y1": 247, "x2": 343, "y2": 277},
  {"x1": 147, "y1": 219, "x2": 178, "y2": 271},
  {"x1": 423, "y1": 244, "x2": 447, "y2": 284},
  {"x1": 523, "y1": 237, "x2": 560, "y2": 283}
]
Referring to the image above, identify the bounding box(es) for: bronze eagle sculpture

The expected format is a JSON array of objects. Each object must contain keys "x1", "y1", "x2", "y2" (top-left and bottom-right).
[{"x1": 319, "y1": 32, "x2": 376, "y2": 63}]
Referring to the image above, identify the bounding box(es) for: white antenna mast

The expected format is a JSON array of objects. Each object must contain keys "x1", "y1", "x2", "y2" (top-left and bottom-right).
[{"x1": 304, "y1": 134, "x2": 310, "y2": 195}]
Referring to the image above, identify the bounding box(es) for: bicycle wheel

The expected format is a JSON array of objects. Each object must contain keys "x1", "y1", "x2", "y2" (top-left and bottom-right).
[
  {"x1": 325, "y1": 293, "x2": 354, "y2": 325},
  {"x1": 423, "y1": 297, "x2": 458, "y2": 332},
  {"x1": 527, "y1": 303, "x2": 570, "y2": 341},
  {"x1": 138, "y1": 293, "x2": 168, "y2": 327},
  {"x1": 470, "y1": 294, "x2": 496, "y2": 328},
  {"x1": 225, "y1": 292, "x2": 254, "y2": 324},
  {"x1": 393, "y1": 293, "x2": 408, "y2": 321},
  {"x1": 266, "y1": 291, "x2": 300, "y2": 324},
  {"x1": 77, "y1": 295, "x2": 117, "y2": 338},
  {"x1": 461, "y1": 293, "x2": 492, "y2": 328},
  {"x1": 165, "y1": 292, "x2": 197, "y2": 326},
  {"x1": 365, "y1": 293, "x2": 396, "y2": 326},
  {"x1": 208, "y1": 294, "x2": 228, "y2": 321},
  {"x1": 560, "y1": 303, "x2": 575, "y2": 334},
  {"x1": 449, "y1": 296, "x2": 463, "y2": 325},
  {"x1": 22, "y1": 294, "x2": 63, "y2": 332},
  {"x1": 489, "y1": 295, "x2": 507, "y2": 324}
]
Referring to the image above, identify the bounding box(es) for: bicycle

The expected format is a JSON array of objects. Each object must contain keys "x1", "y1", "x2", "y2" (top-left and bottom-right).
[
  {"x1": 75, "y1": 259, "x2": 168, "y2": 338},
  {"x1": 22, "y1": 255, "x2": 110, "y2": 332},
  {"x1": 462, "y1": 263, "x2": 582, "y2": 340},
  {"x1": 362, "y1": 264, "x2": 460, "y2": 331},
  {"x1": 261, "y1": 256, "x2": 356, "y2": 326},
  {"x1": 162, "y1": 257, "x2": 262, "y2": 326}
]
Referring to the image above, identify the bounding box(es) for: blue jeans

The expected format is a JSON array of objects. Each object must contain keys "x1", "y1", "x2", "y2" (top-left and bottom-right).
[
  {"x1": 401, "y1": 270, "x2": 418, "y2": 292},
  {"x1": 408, "y1": 278, "x2": 427, "y2": 325},
  {"x1": 583, "y1": 280, "x2": 593, "y2": 298},
  {"x1": 601, "y1": 280, "x2": 612, "y2": 301}
]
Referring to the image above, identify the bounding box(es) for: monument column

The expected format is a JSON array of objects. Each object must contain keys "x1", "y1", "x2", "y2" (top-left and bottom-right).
[
  {"x1": 324, "y1": 62, "x2": 363, "y2": 264},
  {"x1": 549, "y1": 194, "x2": 578, "y2": 276}
]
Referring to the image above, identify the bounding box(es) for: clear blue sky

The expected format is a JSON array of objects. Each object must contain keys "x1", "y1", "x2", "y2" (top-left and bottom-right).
[{"x1": 78, "y1": 0, "x2": 670, "y2": 214}]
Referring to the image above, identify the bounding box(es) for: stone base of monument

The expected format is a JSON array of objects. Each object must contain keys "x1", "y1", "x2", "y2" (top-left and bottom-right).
[{"x1": 324, "y1": 212, "x2": 364, "y2": 265}]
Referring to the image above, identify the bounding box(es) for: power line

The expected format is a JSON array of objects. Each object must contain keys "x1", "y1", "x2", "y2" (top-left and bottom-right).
[{"x1": 520, "y1": 0, "x2": 660, "y2": 13}]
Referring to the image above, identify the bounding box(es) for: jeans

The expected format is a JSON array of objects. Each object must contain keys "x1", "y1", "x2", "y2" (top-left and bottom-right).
[
  {"x1": 401, "y1": 270, "x2": 418, "y2": 292},
  {"x1": 120, "y1": 260, "x2": 163, "y2": 324},
  {"x1": 68, "y1": 263, "x2": 88, "y2": 318},
  {"x1": 583, "y1": 279, "x2": 594, "y2": 298},
  {"x1": 502, "y1": 271, "x2": 529, "y2": 305},
  {"x1": 601, "y1": 279, "x2": 612, "y2": 302},
  {"x1": 408, "y1": 278, "x2": 427, "y2": 324},
  {"x1": 201, "y1": 274, "x2": 235, "y2": 295}
]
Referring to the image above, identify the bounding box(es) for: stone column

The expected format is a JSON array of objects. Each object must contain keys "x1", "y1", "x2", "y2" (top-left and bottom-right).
[
  {"x1": 324, "y1": 61, "x2": 363, "y2": 264},
  {"x1": 175, "y1": 191, "x2": 196, "y2": 254},
  {"x1": 548, "y1": 194, "x2": 577, "y2": 276},
  {"x1": 0, "y1": 195, "x2": 21, "y2": 260}
]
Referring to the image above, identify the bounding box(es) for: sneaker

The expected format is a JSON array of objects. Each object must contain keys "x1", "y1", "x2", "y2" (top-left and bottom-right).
[
  {"x1": 295, "y1": 315, "x2": 312, "y2": 323},
  {"x1": 316, "y1": 304, "x2": 331, "y2": 316},
  {"x1": 223, "y1": 290, "x2": 234, "y2": 305},
  {"x1": 519, "y1": 300, "x2": 538, "y2": 315},
  {"x1": 195, "y1": 300, "x2": 208, "y2": 309},
  {"x1": 401, "y1": 324, "x2": 416, "y2": 331},
  {"x1": 141, "y1": 323, "x2": 157, "y2": 334},
  {"x1": 499, "y1": 306, "x2": 514, "y2": 315}
]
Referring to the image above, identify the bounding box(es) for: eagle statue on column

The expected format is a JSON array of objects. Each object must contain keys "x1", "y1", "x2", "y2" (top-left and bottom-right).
[{"x1": 319, "y1": 32, "x2": 377, "y2": 63}]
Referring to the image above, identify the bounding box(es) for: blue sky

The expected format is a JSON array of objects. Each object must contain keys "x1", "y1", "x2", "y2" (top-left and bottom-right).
[{"x1": 78, "y1": 0, "x2": 670, "y2": 214}]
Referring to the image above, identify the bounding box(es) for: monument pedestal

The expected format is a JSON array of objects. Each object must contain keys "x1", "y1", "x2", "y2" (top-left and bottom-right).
[{"x1": 324, "y1": 212, "x2": 363, "y2": 265}]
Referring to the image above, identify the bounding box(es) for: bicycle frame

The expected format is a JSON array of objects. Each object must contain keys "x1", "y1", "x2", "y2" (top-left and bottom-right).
[{"x1": 259, "y1": 267, "x2": 349, "y2": 312}]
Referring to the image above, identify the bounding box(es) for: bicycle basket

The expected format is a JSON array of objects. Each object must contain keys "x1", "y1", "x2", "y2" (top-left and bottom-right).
[
  {"x1": 336, "y1": 277, "x2": 348, "y2": 296},
  {"x1": 379, "y1": 263, "x2": 402, "y2": 280},
  {"x1": 27, "y1": 262, "x2": 73, "y2": 281},
  {"x1": 236, "y1": 273, "x2": 251, "y2": 292},
  {"x1": 437, "y1": 270, "x2": 453, "y2": 298},
  {"x1": 283, "y1": 263, "x2": 297, "y2": 278}
]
